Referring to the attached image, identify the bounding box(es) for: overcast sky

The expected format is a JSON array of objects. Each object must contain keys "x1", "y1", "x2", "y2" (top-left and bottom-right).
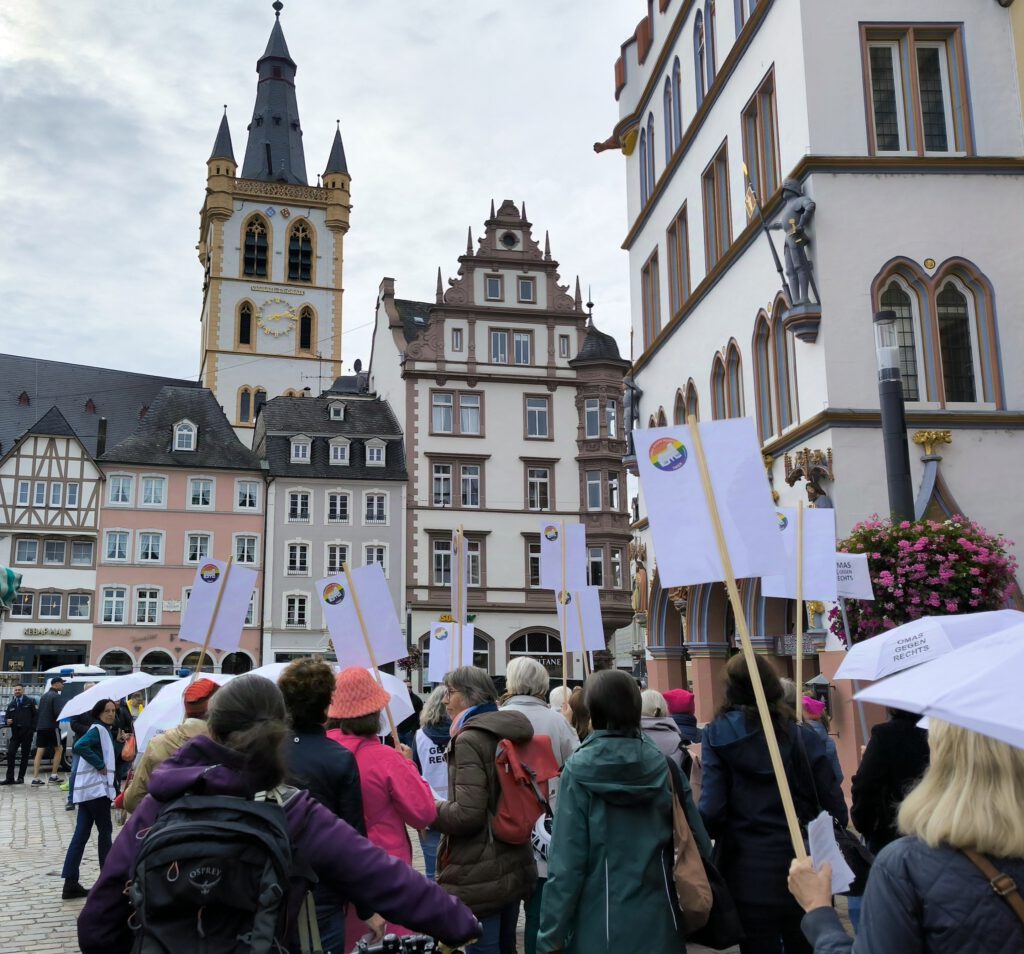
[{"x1": 1, "y1": 1, "x2": 641, "y2": 383}]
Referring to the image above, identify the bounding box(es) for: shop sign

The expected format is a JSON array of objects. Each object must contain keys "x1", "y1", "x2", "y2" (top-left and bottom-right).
[{"x1": 23, "y1": 627, "x2": 72, "y2": 637}]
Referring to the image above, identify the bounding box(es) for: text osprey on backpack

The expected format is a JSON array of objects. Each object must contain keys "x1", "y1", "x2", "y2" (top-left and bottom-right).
[
  {"x1": 491, "y1": 736, "x2": 560, "y2": 845},
  {"x1": 127, "y1": 792, "x2": 292, "y2": 953}
]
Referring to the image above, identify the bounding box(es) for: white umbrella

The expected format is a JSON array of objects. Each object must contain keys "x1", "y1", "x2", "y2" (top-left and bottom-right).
[
  {"x1": 834, "y1": 609, "x2": 1024, "y2": 681},
  {"x1": 247, "y1": 662, "x2": 293, "y2": 683},
  {"x1": 855, "y1": 624, "x2": 1024, "y2": 750},
  {"x1": 58, "y1": 673, "x2": 166, "y2": 723},
  {"x1": 132, "y1": 673, "x2": 235, "y2": 755}
]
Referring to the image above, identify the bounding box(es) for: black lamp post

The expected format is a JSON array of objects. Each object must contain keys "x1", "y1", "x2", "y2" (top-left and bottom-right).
[{"x1": 873, "y1": 309, "x2": 915, "y2": 521}]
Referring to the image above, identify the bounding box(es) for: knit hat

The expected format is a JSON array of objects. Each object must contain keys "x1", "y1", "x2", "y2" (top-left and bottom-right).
[
  {"x1": 328, "y1": 668, "x2": 390, "y2": 720},
  {"x1": 802, "y1": 695, "x2": 827, "y2": 718},
  {"x1": 663, "y1": 688, "x2": 695, "y2": 715},
  {"x1": 183, "y1": 678, "x2": 219, "y2": 718}
]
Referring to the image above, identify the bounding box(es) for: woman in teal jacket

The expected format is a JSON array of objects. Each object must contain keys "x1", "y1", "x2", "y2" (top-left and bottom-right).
[{"x1": 537, "y1": 670, "x2": 693, "y2": 954}]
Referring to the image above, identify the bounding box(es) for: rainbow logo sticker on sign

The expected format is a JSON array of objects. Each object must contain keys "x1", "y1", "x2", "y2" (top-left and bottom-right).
[
  {"x1": 199, "y1": 563, "x2": 220, "y2": 583},
  {"x1": 775, "y1": 511, "x2": 789, "y2": 531},
  {"x1": 435, "y1": 627, "x2": 449, "y2": 642},
  {"x1": 649, "y1": 437, "x2": 688, "y2": 472},
  {"x1": 558, "y1": 590, "x2": 573, "y2": 606},
  {"x1": 543, "y1": 525, "x2": 559, "y2": 542},
  {"x1": 323, "y1": 582, "x2": 346, "y2": 606}
]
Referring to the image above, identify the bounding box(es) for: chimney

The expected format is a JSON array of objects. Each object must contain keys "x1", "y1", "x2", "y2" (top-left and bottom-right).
[{"x1": 96, "y1": 417, "x2": 108, "y2": 458}]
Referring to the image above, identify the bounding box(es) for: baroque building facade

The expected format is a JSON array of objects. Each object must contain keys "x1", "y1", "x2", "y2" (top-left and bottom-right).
[
  {"x1": 604, "y1": 0, "x2": 1024, "y2": 722},
  {"x1": 370, "y1": 200, "x2": 633, "y2": 685}
]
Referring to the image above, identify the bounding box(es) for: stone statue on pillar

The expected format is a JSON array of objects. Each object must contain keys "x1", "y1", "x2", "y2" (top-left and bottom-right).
[
  {"x1": 770, "y1": 178, "x2": 818, "y2": 305},
  {"x1": 623, "y1": 374, "x2": 643, "y2": 456}
]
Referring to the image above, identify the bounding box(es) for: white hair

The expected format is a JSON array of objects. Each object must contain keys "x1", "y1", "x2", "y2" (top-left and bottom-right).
[
  {"x1": 641, "y1": 689, "x2": 668, "y2": 718},
  {"x1": 506, "y1": 657, "x2": 550, "y2": 699},
  {"x1": 549, "y1": 685, "x2": 572, "y2": 710}
]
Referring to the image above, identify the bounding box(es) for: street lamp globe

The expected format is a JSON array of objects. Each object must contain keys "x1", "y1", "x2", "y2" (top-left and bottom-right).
[{"x1": 872, "y1": 309, "x2": 900, "y2": 379}]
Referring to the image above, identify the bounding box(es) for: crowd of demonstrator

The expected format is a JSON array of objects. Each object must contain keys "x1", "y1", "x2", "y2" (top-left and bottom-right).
[{"x1": 18, "y1": 653, "x2": 1019, "y2": 953}]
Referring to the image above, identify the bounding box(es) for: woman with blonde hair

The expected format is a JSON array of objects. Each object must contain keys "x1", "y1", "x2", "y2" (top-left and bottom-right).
[
  {"x1": 790, "y1": 719, "x2": 1024, "y2": 951},
  {"x1": 412, "y1": 685, "x2": 451, "y2": 880}
]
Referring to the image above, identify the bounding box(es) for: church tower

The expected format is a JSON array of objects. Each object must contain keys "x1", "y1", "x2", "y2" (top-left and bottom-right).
[{"x1": 198, "y1": 1, "x2": 351, "y2": 437}]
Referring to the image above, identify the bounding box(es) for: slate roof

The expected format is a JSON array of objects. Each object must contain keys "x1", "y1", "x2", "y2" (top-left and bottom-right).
[
  {"x1": 395, "y1": 298, "x2": 433, "y2": 344},
  {"x1": 209, "y1": 111, "x2": 235, "y2": 163},
  {"x1": 25, "y1": 406, "x2": 77, "y2": 440},
  {"x1": 259, "y1": 394, "x2": 406, "y2": 480},
  {"x1": 569, "y1": 319, "x2": 630, "y2": 368},
  {"x1": 324, "y1": 126, "x2": 348, "y2": 175},
  {"x1": 100, "y1": 386, "x2": 262, "y2": 471},
  {"x1": 0, "y1": 353, "x2": 197, "y2": 460},
  {"x1": 326, "y1": 371, "x2": 369, "y2": 395}
]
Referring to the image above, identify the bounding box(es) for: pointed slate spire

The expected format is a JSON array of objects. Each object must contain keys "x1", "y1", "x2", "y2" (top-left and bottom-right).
[
  {"x1": 544, "y1": 230, "x2": 551, "y2": 261},
  {"x1": 520, "y1": 201, "x2": 528, "y2": 222},
  {"x1": 489, "y1": 198, "x2": 496, "y2": 219},
  {"x1": 436, "y1": 267, "x2": 444, "y2": 304},
  {"x1": 241, "y1": 1, "x2": 308, "y2": 185},
  {"x1": 209, "y1": 107, "x2": 236, "y2": 162},
  {"x1": 574, "y1": 276, "x2": 583, "y2": 311},
  {"x1": 324, "y1": 120, "x2": 348, "y2": 175},
  {"x1": 466, "y1": 227, "x2": 473, "y2": 255}
]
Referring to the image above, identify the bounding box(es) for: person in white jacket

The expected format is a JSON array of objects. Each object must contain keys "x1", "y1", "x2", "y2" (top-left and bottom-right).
[{"x1": 60, "y1": 699, "x2": 117, "y2": 900}]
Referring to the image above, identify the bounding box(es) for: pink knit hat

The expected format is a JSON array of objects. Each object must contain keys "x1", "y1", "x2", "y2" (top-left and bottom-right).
[
  {"x1": 663, "y1": 688, "x2": 695, "y2": 715},
  {"x1": 802, "y1": 695, "x2": 827, "y2": 718},
  {"x1": 328, "y1": 668, "x2": 390, "y2": 719}
]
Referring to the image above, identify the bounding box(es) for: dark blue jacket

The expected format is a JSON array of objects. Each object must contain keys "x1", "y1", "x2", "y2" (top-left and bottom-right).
[
  {"x1": 671, "y1": 711, "x2": 702, "y2": 744},
  {"x1": 803, "y1": 837, "x2": 1024, "y2": 953},
  {"x1": 699, "y1": 709, "x2": 848, "y2": 906},
  {"x1": 283, "y1": 725, "x2": 365, "y2": 836}
]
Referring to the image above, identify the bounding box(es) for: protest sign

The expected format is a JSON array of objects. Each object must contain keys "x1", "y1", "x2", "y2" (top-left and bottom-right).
[
  {"x1": 561, "y1": 587, "x2": 604, "y2": 653},
  {"x1": 633, "y1": 419, "x2": 783, "y2": 586},
  {"x1": 317, "y1": 563, "x2": 406, "y2": 670},
  {"x1": 428, "y1": 622, "x2": 475, "y2": 684},
  {"x1": 539, "y1": 522, "x2": 587, "y2": 591},
  {"x1": 179, "y1": 558, "x2": 258, "y2": 655},
  {"x1": 835, "y1": 552, "x2": 874, "y2": 600},
  {"x1": 762, "y1": 507, "x2": 838, "y2": 602}
]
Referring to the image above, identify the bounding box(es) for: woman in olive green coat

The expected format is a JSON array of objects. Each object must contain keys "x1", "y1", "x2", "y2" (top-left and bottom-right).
[{"x1": 537, "y1": 670, "x2": 689, "y2": 954}]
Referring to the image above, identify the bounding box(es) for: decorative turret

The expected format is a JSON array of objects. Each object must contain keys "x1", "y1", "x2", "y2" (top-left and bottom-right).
[{"x1": 323, "y1": 121, "x2": 352, "y2": 233}]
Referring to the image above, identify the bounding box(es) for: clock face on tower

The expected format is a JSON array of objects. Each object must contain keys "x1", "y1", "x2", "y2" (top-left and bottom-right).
[{"x1": 256, "y1": 297, "x2": 297, "y2": 337}]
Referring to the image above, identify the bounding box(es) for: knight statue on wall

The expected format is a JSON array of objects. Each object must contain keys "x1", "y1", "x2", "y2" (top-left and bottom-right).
[
  {"x1": 770, "y1": 178, "x2": 818, "y2": 306},
  {"x1": 623, "y1": 374, "x2": 644, "y2": 457}
]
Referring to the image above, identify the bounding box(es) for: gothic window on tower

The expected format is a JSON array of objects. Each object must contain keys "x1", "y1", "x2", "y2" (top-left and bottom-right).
[
  {"x1": 238, "y1": 302, "x2": 254, "y2": 348},
  {"x1": 298, "y1": 307, "x2": 315, "y2": 353},
  {"x1": 288, "y1": 221, "x2": 314, "y2": 283},
  {"x1": 243, "y1": 217, "x2": 269, "y2": 278}
]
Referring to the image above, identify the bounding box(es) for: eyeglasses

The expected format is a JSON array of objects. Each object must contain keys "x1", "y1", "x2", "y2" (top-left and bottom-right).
[{"x1": 442, "y1": 687, "x2": 463, "y2": 702}]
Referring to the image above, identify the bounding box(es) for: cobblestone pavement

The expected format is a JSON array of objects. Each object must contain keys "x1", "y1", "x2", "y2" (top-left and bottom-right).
[{"x1": 2, "y1": 778, "x2": 843, "y2": 953}]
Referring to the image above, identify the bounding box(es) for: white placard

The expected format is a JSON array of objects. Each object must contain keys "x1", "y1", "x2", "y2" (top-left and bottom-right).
[
  {"x1": 317, "y1": 564, "x2": 406, "y2": 669},
  {"x1": 427, "y1": 622, "x2": 475, "y2": 684},
  {"x1": 560, "y1": 587, "x2": 604, "y2": 653},
  {"x1": 539, "y1": 521, "x2": 587, "y2": 591},
  {"x1": 633, "y1": 420, "x2": 784, "y2": 587},
  {"x1": 835, "y1": 553, "x2": 875, "y2": 600},
  {"x1": 761, "y1": 507, "x2": 838, "y2": 602},
  {"x1": 179, "y1": 559, "x2": 258, "y2": 653}
]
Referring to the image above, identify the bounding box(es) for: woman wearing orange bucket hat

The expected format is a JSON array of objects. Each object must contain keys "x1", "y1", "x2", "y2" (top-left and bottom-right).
[{"x1": 326, "y1": 667, "x2": 438, "y2": 948}]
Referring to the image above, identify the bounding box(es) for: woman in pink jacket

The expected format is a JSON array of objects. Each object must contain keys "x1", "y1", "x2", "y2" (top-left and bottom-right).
[{"x1": 326, "y1": 668, "x2": 438, "y2": 948}]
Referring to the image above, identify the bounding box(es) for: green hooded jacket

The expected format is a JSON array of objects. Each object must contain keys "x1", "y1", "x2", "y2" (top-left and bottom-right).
[{"x1": 536, "y1": 730, "x2": 688, "y2": 954}]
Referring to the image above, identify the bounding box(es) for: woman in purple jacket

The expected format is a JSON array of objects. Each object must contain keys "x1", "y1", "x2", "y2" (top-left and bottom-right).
[{"x1": 77, "y1": 674, "x2": 480, "y2": 954}]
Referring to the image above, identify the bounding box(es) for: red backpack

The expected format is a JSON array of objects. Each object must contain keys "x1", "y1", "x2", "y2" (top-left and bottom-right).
[{"x1": 491, "y1": 735, "x2": 560, "y2": 845}]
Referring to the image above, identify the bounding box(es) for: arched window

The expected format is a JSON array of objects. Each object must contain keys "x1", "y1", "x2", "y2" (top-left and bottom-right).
[
  {"x1": 771, "y1": 302, "x2": 795, "y2": 431},
  {"x1": 509, "y1": 630, "x2": 563, "y2": 679},
  {"x1": 140, "y1": 650, "x2": 175, "y2": 675},
  {"x1": 243, "y1": 216, "x2": 269, "y2": 278},
  {"x1": 710, "y1": 354, "x2": 726, "y2": 419},
  {"x1": 239, "y1": 387, "x2": 253, "y2": 424},
  {"x1": 238, "y1": 302, "x2": 253, "y2": 347},
  {"x1": 639, "y1": 129, "x2": 649, "y2": 205},
  {"x1": 936, "y1": 280, "x2": 976, "y2": 403},
  {"x1": 705, "y1": 0, "x2": 717, "y2": 89},
  {"x1": 694, "y1": 11, "x2": 707, "y2": 107},
  {"x1": 674, "y1": 389, "x2": 686, "y2": 425},
  {"x1": 753, "y1": 313, "x2": 773, "y2": 441},
  {"x1": 99, "y1": 649, "x2": 134, "y2": 674},
  {"x1": 685, "y1": 378, "x2": 700, "y2": 421},
  {"x1": 879, "y1": 280, "x2": 920, "y2": 401},
  {"x1": 672, "y1": 58, "x2": 682, "y2": 149},
  {"x1": 726, "y1": 341, "x2": 744, "y2": 418},
  {"x1": 288, "y1": 221, "x2": 313, "y2": 283},
  {"x1": 663, "y1": 79, "x2": 674, "y2": 166},
  {"x1": 173, "y1": 420, "x2": 196, "y2": 451},
  {"x1": 221, "y1": 652, "x2": 254, "y2": 675},
  {"x1": 299, "y1": 306, "x2": 315, "y2": 352},
  {"x1": 181, "y1": 650, "x2": 215, "y2": 673},
  {"x1": 647, "y1": 113, "x2": 656, "y2": 190},
  {"x1": 657, "y1": 406, "x2": 668, "y2": 427}
]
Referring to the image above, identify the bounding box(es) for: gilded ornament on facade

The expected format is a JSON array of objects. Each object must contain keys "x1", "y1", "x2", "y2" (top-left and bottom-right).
[
  {"x1": 257, "y1": 297, "x2": 297, "y2": 337},
  {"x1": 912, "y1": 430, "x2": 952, "y2": 457}
]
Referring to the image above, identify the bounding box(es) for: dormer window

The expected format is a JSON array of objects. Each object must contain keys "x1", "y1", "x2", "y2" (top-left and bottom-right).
[
  {"x1": 329, "y1": 402, "x2": 345, "y2": 421},
  {"x1": 330, "y1": 439, "x2": 350, "y2": 466},
  {"x1": 173, "y1": 420, "x2": 197, "y2": 452},
  {"x1": 290, "y1": 437, "x2": 311, "y2": 463},
  {"x1": 366, "y1": 440, "x2": 386, "y2": 467}
]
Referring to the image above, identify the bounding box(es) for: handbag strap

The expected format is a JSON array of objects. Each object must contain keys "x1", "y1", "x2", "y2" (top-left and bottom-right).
[
  {"x1": 792, "y1": 724, "x2": 824, "y2": 820},
  {"x1": 962, "y1": 849, "x2": 1024, "y2": 926}
]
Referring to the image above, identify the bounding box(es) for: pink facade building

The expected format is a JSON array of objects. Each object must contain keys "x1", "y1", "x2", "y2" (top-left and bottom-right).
[{"x1": 93, "y1": 387, "x2": 264, "y2": 674}]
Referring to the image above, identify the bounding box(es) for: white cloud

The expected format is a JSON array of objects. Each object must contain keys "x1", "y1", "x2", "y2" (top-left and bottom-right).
[{"x1": 0, "y1": 1, "x2": 641, "y2": 380}]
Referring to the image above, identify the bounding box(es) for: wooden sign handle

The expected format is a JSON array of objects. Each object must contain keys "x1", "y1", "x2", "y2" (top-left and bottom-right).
[
  {"x1": 342, "y1": 564, "x2": 402, "y2": 750},
  {"x1": 687, "y1": 416, "x2": 806, "y2": 860},
  {"x1": 795, "y1": 499, "x2": 805, "y2": 722},
  {"x1": 456, "y1": 525, "x2": 465, "y2": 667},
  {"x1": 559, "y1": 520, "x2": 568, "y2": 688},
  {"x1": 575, "y1": 593, "x2": 591, "y2": 678}
]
